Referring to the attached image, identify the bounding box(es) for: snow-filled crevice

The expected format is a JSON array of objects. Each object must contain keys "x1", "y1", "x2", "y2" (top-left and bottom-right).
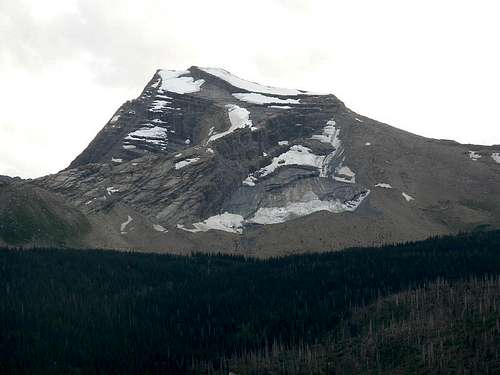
[
  {"x1": 402, "y1": 192, "x2": 415, "y2": 202},
  {"x1": 334, "y1": 165, "x2": 356, "y2": 184},
  {"x1": 208, "y1": 105, "x2": 255, "y2": 143},
  {"x1": 153, "y1": 224, "x2": 167, "y2": 232},
  {"x1": 120, "y1": 215, "x2": 133, "y2": 234},
  {"x1": 310, "y1": 119, "x2": 345, "y2": 178},
  {"x1": 175, "y1": 158, "x2": 200, "y2": 170}
]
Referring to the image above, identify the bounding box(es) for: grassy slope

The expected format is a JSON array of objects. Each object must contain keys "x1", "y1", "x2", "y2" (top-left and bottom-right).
[{"x1": 0, "y1": 183, "x2": 90, "y2": 245}]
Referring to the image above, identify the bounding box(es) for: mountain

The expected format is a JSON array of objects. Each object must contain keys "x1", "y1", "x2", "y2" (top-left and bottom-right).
[{"x1": 2, "y1": 66, "x2": 500, "y2": 255}]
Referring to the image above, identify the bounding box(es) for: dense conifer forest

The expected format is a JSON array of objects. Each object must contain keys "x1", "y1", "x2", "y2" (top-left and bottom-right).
[
  {"x1": 224, "y1": 277, "x2": 500, "y2": 374},
  {"x1": 1, "y1": 231, "x2": 500, "y2": 374}
]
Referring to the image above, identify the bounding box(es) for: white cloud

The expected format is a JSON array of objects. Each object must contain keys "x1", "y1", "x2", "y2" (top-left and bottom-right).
[{"x1": 1, "y1": 0, "x2": 499, "y2": 178}]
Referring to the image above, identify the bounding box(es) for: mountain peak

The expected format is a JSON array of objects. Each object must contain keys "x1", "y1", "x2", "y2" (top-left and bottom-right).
[{"x1": 68, "y1": 67, "x2": 339, "y2": 169}]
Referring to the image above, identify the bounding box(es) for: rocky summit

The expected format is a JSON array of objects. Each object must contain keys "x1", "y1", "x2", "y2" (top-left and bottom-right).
[{"x1": 2, "y1": 67, "x2": 500, "y2": 256}]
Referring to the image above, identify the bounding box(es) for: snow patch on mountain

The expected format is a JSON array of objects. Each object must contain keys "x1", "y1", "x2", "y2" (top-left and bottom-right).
[
  {"x1": 158, "y1": 69, "x2": 205, "y2": 94},
  {"x1": 248, "y1": 191, "x2": 370, "y2": 225},
  {"x1": 175, "y1": 157, "x2": 200, "y2": 170},
  {"x1": 120, "y1": 215, "x2": 133, "y2": 234},
  {"x1": 402, "y1": 192, "x2": 415, "y2": 202},
  {"x1": 310, "y1": 120, "x2": 344, "y2": 178},
  {"x1": 243, "y1": 175, "x2": 257, "y2": 187},
  {"x1": 468, "y1": 151, "x2": 481, "y2": 161},
  {"x1": 233, "y1": 93, "x2": 300, "y2": 105},
  {"x1": 151, "y1": 119, "x2": 166, "y2": 124},
  {"x1": 491, "y1": 153, "x2": 500, "y2": 164},
  {"x1": 176, "y1": 190, "x2": 371, "y2": 231},
  {"x1": 375, "y1": 183, "x2": 392, "y2": 189},
  {"x1": 254, "y1": 145, "x2": 325, "y2": 179},
  {"x1": 106, "y1": 186, "x2": 119, "y2": 195},
  {"x1": 244, "y1": 125, "x2": 347, "y2": 184},
  {"x1": 208, "y1": 105, "x2": 254, "y2": 142},
  {"x1": 153, "y1": 224, "x2": 167, "y2": 232},
  {"x1": 344, "y1": 191, "x2": 371, "y2": 210},
  {"x1": 200, "y1": 67, "x2": 320, "y2": 96},
  {"x1": 311, "y1": 120, "x2": 341, "y2": 149},
  {"x1": 155, "y1": 94, "x2": 173, "y2": 100},
  {"x1": 150, "y1": 100, "x2": 171, "y2": 112},
  {"x1": 334, "y1": 165, "x2": 356, "y2": 184},
  {"x1": 178, "y1": 212, "x2": 244, "y2": 234},
  {"x1": 151, "y1": 79, "x2": 160, "y2": 88},
  {"x1": 268, "y1": 105, "x2": 292, "y2": 110},
  {"x1": 249, "y1": 199, "x2": 343, "y2": 224},
  {"x1": 125, "y1": 126, "x2": 168, "y2": 145}
]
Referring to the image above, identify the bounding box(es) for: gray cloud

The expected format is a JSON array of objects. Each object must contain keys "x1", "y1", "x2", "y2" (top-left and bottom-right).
[
  {"x1": 0, "y1": 0, "x2": 326, "y2": 89},
  {"x1": 0, "y1": 0, "x2": 191, "y2": 89}
]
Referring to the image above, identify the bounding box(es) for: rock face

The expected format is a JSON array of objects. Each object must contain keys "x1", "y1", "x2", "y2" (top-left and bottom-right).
[{"x1": 4, "y1": 66, "x2": 500, "y2": 255}]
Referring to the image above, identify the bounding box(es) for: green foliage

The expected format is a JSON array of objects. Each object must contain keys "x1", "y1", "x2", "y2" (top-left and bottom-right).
[
  {"x1": 0, "y1": 187, "x2": 89, "y2": 245},
  {"x1": 0, "y1": 231, "x2": 499, "y2": 374}
]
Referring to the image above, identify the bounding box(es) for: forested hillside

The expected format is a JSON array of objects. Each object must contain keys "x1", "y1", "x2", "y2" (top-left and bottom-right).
[
  {"x1": 1, "y1": 231, "x2": 500, "y2": 374},
  {"x1": 224, "y1": 277, "x2": 500, "y2": 374}
]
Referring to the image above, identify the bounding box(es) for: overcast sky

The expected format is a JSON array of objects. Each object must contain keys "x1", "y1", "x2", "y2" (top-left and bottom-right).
[{"x1": 1, "y1": 0, "x2": 499, "y2": 178}]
